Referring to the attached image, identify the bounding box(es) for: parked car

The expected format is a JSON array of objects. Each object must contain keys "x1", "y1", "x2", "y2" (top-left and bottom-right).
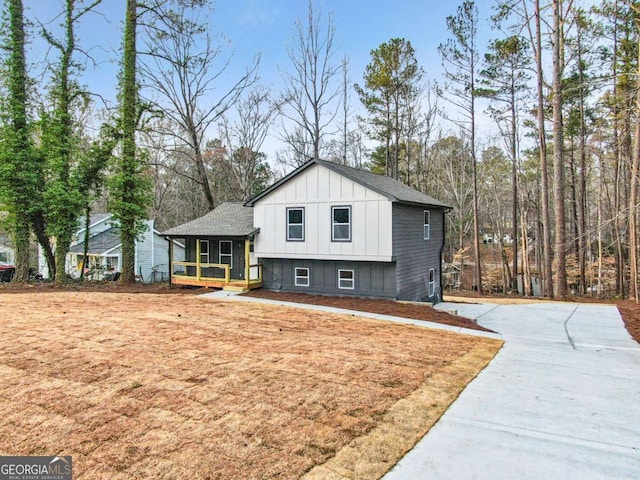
[{"x1": 0, "y1": 263, "x2": 15, "y2": 283}]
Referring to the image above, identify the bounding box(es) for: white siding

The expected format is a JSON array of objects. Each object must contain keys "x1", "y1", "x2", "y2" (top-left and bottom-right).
[
  {"x1": 253, "y1": 163, "x2": 393, "y2": 261},
  {"x1": 135, "y1": 220, "x2": 154, "y2": 281},
  {"x1": 135, "y1": 220, "x2": 185, "y2": 282}
]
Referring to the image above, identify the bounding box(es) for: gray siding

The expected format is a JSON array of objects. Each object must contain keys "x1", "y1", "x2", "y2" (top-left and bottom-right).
[
  {"x1": 261, "y1": 258, "x2": 396, "y2": 299},
  {"x1": 392, "y1": 204, "x2": 445, "y2": 302},
  {"x1": 184, "y1": 237, "x2": 247, "y2": 280}
]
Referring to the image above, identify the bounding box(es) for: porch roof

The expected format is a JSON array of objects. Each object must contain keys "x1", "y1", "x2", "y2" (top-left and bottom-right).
[
  {"x1": 68, "y1": 228, "x2": 121, "y2": 255},
  {"x1": 162, "y1": 202, "x2": 258, "y2": 238}
]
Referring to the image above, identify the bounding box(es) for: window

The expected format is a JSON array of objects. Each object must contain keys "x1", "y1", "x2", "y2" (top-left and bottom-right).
[
  {"x1": 429, "y1": 268, "x2": 435, "y2": 297},
  {"x1": 105, "y1": 256, "x2": 118, "y2": 271},
  {"x1": 219, "y1": 240, "x2": 232, "y2": 267},
  {"x1": 295, "y1": 267, "x2": 310, "y2": 287},
  {"x1": 287, "y1": 207, "x2": 305, "y2": 241},
  {"x1": 199, "y1": 240, "x2": 210, "y2": 264},
  {"x1": 332, "y1": 206, "x2": 351, "y2": 242},
  {"x1": 338, "y1": 269, "x2": 355, "y2": 289},
  {"x1": 424, "y1": 210, "x2": 431, "y2": 240}
]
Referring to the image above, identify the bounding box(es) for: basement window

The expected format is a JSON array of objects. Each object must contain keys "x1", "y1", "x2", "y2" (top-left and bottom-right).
[
  {"x1": 338, "y1": 269, "x2": 355, "y2": 290},
  {"x1": 295, "y1": 267, "x2": 310, "y2": 287},
  {"x1": 429, "y1": 268, "x2": 435, "y2": 297}
]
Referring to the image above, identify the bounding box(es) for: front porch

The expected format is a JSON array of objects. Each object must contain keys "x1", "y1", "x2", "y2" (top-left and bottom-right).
[
  {"x1": 171, "y1": 261, "x2": 263, "y2": 291},
  {"x1": 169, "y1": 237, "x2": 262, "y2": 292}
]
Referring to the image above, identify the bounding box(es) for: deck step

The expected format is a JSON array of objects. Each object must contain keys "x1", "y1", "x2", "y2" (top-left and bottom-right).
[{"x1": 223, "y1": 285, "x2": 250, "y2": 293}]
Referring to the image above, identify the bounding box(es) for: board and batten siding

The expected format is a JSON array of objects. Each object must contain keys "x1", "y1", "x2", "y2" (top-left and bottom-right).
[
  {"x1": 392, "y1": 204, "x2": 445, "y2": 302},
  {"x1": 252, "y1": 163, "x2": 393, "y2": 261},
  {"x1": 261, "y1": 258, "x2": 397, "y2": 298}
]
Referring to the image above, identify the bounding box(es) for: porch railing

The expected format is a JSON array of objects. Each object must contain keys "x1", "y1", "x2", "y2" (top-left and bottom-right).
[
  {"x1": 171, "y1": 260, "x2": 262, "y2": 286},
  {"x1": 172, "y1": 261, "x2": 230, "y2": 283}
]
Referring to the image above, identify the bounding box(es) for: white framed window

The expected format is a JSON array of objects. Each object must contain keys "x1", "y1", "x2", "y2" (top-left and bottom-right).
[
  {"x1": 105, "y1": 256, "x2": 118, "y2": 271},
  {"x1": 199, "y1": 239, "x2": 210, "y2": 264},
  {"x1": 424, "y1": 210, "x2": 431, "y2": 240},
  {"x1": 332, "y1": 206, "x2": 351, "y2": 242},
  {"x1": 219, "y1": 240, "x2": 232, "y2": 267},
  {"x1": 429, "y1": 268, "x2": 435, "y2": 296},
  {"x1": 287, "y1": 207, "x2": 305, "y2": 241},
  {"x1": 338, "y1": 269, "x2": 355, "y2": 290},
  {"x1": 295, "y1": 267, "x2": 310, "y2": 287}
]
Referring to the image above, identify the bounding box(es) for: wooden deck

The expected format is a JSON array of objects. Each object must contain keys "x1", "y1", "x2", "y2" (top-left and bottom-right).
[
  {"x1": 170, "y1": 261, "x2": 263, "y2": 292},
  {"x1": 172, "y1": 275, "x2": 262, "y2": 291}
]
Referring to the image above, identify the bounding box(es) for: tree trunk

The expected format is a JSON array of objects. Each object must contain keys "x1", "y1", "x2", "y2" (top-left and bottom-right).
[
  {"x1": 629, "y1": 8, "x2": 640, "y2": 301},
  {"x1": 12, "y1": 217, "x2": 30, "y2": 283},
  {"x1": 81, "y1": 206, "x2": 91, "y2": 282},
  {"x1": 552, "y1": 0, "x2": 567, "y2": 299},
  {"x1": 31, "y1": 212, "x2": 55, "y2": 279},
  {"x1": 6, "y1": 0, "x2": 31, "y2": 282},
  {"x1": 119, "y1": 0, "x2": 138, "y2": 284},
  {"x1": 535, "y1": 0, "x2": 554, "y2": 298},
  {"x1": 192, "y1": 136, "x2": 215, "y2": 210},
  {"x1": 511, "y1": 89, "x2": 519, "y2": 294},
  {"x1": 577, "y1": 89, "x2": 587, "y2": 295}
]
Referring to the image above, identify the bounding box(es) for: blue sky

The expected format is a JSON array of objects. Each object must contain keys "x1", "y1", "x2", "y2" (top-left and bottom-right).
[
  {"x1": 23, "y1": 0, "x2": 499, "y2": 152},
  {"x1": 24, "y1": 0, "x2": 497, "y2": 99}
]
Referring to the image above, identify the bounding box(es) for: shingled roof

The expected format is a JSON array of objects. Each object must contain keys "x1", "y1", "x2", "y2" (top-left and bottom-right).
[
  {"x1": 245, "y1": 159, "x2": 451, "y2": 209},
  {"x1": 69, "y1": 227, "x2": 121, "y2": 254},
  {"x1": 162, "y1": 202, "x2": 258, "y2": 237}
]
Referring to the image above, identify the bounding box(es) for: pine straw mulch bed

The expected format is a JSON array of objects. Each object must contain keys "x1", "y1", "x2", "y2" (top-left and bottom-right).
[
  {"x1": 0, "y1": 292, "x2": 502, "y2": 480},
  {"x1": 242, "y1": 290, "x2": 492, "y2": 333},
  {"x1": 617, "y1": 300, "x2": 640, "y2": 344}
]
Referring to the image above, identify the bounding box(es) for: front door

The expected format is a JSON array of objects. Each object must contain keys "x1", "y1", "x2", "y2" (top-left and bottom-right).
[{"x1": 218, "y1": 240, "x2": 245, "y2": 280}]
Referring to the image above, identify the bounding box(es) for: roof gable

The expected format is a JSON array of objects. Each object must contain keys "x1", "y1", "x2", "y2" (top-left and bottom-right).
[{"x1": 245, "y1": 159, "x2": 451, "y2": 209}]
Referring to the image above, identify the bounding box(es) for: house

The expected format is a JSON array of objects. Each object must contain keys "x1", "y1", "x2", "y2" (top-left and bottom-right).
[
  {"x1": 38, "y1": 214, "x2": 185, "y2": 282},
  {"x1": 0, "y1": 234, "x2": 14, "y2": 265},
  {"x1": 164, "y1": 159, "x2": 451, "y2": 303}
]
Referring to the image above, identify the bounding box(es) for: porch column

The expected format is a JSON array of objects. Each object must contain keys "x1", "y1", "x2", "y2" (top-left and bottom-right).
[
  {"x1": 245, "y1": 239, "x2": 251, "y2": 286},
  {"x1": 168, "y1": 237, "x2": 173, "y2": 285},
  {"x1": 196, "y1": 239, "x2": 201, "y2": 281}
]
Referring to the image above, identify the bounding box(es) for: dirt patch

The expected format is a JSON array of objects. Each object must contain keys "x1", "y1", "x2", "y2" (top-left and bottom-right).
[
  {"x1": 0, "y1": 292, "x2": 501, "y2": 479},
  {"x1": 243, "y1": 290, "x2": 492, "y2": 333},
  {"x1": 618, "y1": 300, "x2": 640, "y2": 344},
  {"x1": 0, "y1": 281, "x2": 200, "y2": 295}
]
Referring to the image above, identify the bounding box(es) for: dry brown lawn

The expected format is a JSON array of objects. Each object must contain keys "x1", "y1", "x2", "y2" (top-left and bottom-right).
[{"x1": 0, "y1": 292, "x2": 502, "y2": 479}]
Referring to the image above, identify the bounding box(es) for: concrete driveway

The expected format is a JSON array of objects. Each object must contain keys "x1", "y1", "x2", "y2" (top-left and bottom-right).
[{"x1": 384, "y1": 301, "x2": 640, "y2": 480}]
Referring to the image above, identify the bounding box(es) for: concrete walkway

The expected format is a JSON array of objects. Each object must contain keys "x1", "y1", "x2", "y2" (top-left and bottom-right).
[{"x1": 384, "y1": 301, "x2": 640, "y2": 480}]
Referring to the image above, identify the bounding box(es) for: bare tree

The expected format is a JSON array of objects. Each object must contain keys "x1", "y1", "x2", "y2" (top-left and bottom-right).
[
  {"x1": 218, "y1": 87, "x2": 277, "y2": 201},
  {"x1": 479, "y1": 34, "x2": 531, "y2": 293},
  {"x1": 279, "y1": 0, "x2": 341, "y2": 164},
  {"x1": 439, "y1": 0, "x2": 483, "y2": 293},
  {"x1": 140, "y1": 4, "x2": 258, "y2": 210}
]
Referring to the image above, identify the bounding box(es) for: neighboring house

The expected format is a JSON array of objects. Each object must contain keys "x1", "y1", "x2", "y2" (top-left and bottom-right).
[
  {"x1": 164, "y1": 159, "x2": 451, "y2": 303},
  {"x1": 0, "y1": 234, "x2": 14, "y2": 265},
  {"x1": 38, "y1": 214, "x2": 185, "y2": 282}
]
